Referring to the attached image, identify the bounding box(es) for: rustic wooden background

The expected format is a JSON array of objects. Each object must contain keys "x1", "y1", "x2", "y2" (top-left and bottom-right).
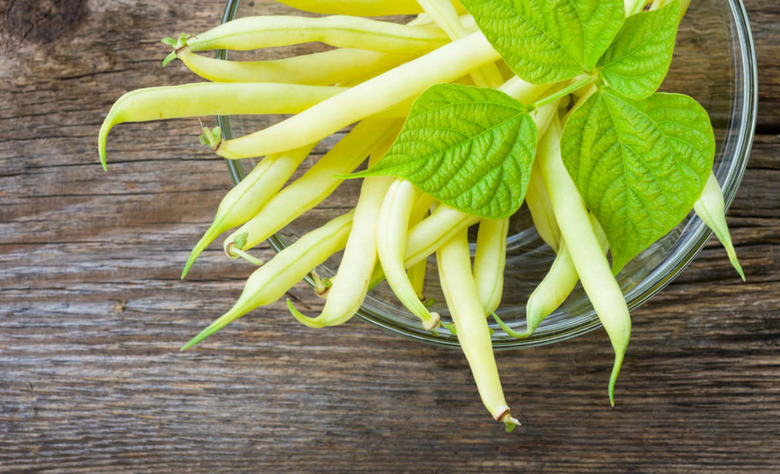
[{"x1": 1, "y1": 0, "x2": 778, "y2": 471}]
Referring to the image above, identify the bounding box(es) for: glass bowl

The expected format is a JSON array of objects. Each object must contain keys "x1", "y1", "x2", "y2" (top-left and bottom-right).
[{"x1": 217, "y1": 0, "x2": 757, "y2": 349}]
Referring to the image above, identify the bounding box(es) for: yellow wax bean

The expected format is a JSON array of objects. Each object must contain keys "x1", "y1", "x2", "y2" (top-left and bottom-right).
[
  {"x1": 187, "y1": 16, "x2": 448, "y2": 56},
  {"x1": 498, "y1": 76, "x2": 553, "y2": 106},
  {"x1": 286, "y1": 124, "x2": 400, "y2": 328},
  {"x1": 181, "y1": 143, "x2": 316, "y2": 279},
  {"x1": 181, "y1": 210, "x2": 354, "y2": 350},
  {"x1": 175, "y1": 46, "x2": 411, "y2": 85},
  {"x1": 437, "y1": 228, "x2": 519, "y2": 430},
  {"x1": 377, "y1": 179, "x2": 440, "y2": 330},
  {"x1": 407, "y1": 193, "x2": 435, "y2": 299},
  {"x1": 416, "y1": 0, "x2": 504, "y2": 88},
  {"x1": 223, "y1": 118, "x2": 400, "y2": 255},
  {"x1": 499, "y1": 80, "x2": 560, "y2": 253},
  {"x1": 408, "y1": 256, "x2": 428, "y2": 301},
  {"x1": 470, "y1": 99, "x2": 558, "y2": 316},
  {"x1": 473, "y1": 218, "x2": 509, "y2": 315},
  {"x1": 98, "y1": 82, "x2": 344, "y2": 168},
  {"x1": 405, "y1": 204, "x2": 481, "y2": 267},
  {"x1": 214, "y1": 32, "x2": 500, "y2": 159},
  {"x1": 368, "y1": 203, "x2": 479, "y2": 289},
  {"x1": 694, "y1": 172, "x2": 745, "y2": 280},
  {"x1": 526, "y1": 242, "x2": 577, "y2": 335},
  {"x1": 525, "y1": 162, "x2": 561, "y2": 251},
  {"x1": 524, "y1": 214, "x2": 608, "y2": 336},
  {"x1": 538, "y1": 119, "x2": 631, "y2": 406}
]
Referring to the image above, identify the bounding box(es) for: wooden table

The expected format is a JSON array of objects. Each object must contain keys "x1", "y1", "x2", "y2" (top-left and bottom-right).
[{"x1": 1, "y1": 0, "x2": 778, "y2": 471}]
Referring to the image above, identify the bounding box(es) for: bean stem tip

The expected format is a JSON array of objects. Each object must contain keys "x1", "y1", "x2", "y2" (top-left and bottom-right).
[{"x1": 286, "y1": 298, "x2": 325, "y2": 329}]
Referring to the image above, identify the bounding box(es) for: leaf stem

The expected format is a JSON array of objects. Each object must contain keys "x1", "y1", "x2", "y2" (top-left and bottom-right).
[{"x1": 532, "y1": 76, "x2": 595, "y2": 111}]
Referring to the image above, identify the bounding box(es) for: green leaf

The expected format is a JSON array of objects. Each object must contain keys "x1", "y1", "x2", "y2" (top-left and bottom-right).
[
  {"x1": 355, "y1": 83, "x2": 537, "y2": 219},
  {"x1": 597, "y1": 0, "x2": 680, "y2": 100},
  {"x1": 561, "y1": 89, "x2": 715, "y2": 272},
  {"x1": 460, "y1": 0, "x2": 625, "y2": 84}
]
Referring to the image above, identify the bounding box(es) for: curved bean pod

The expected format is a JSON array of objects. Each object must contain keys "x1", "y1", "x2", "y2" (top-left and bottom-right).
[
  {"x1": 286, "y1": 129, "x2": 399, "y2": 328},
  {"x1": 406, "y1": 204, "x2": 480, "y2": 269},
  {"x1": 408, "y1": 255, "x2": 428, "y2": 301},
  {"x1": 511, "y1": 87, "x2": 563, "y2": 251},
  {"x1": 369, "y1": 203, "x2": 479, "y2": 289},
  {"x1": 525, "y1": 162, "x2": 561, "y2": 251},
  {"x1": 694, "y1": 172, "x2": 745, "y2": 280},
  {"x1": 524, "y1": 214, "x2": 609, "y2": 336},
  {"x1": 437, "y1": 228, "x2": 519, "y2": 430},
  {"x1": 173, "y1": 46, "x2": 411, "y2": 85},
  {"x1": 377, "y1": 179, "x2": 440, "y2": 330},
  {"x1": 538, "y1": 119, "x2": 631, "y2": 406},
  {"x1": 407, "y1": 193, "x2": 436, "y2": 300},
  {"x1": 526, "y1": 242, "x2": 577, "y2": 335},
  {"x1": 471, "y1": 99, "x2": 559, "y2": 315},
  {"x1": 181, "y1": 143, "x2": 316, "y2": 279},
  {"x1": 223, "y1": 118, "x2": 400, "y2": 255},
  {"x1": 186, "y1": 16, "x2": 448, "y2": 56},
  {"x1": 473, "y1": 218, "x2": 509, "y2": 315},
  {"x1": 212, "y1": 32, "x2": 500, "y2": 159},
  {"x1": 181, "y1": 210, "x2": 354, "y2": 350},
  {"x1": 98, "y1": 82, "x2": 344, "y2": 168}
]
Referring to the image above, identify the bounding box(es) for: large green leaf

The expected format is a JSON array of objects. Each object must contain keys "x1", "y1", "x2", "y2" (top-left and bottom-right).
[
  {"x1": 355, "y1": 83, "x2": 537, "y2": 219},
  {"x1": 561, "y1": 89, "x2": 714, "y2": 272},
  {"x1": 598, "y1": 0, "x2": 680, "y2": 100},
  {"x1": 461, "y1": 0, "x2": 625, "y2": 83}
]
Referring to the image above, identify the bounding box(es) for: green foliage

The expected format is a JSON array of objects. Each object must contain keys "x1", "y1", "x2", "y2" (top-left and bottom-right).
[
  {"x1": 461, "y1": 0, "x2": 625, "y2": 83},
  {"x1": 561, "y1": 89, "x2": 715, "y2": 272},
  {"x1": 598, "y1": 0, "x2": 681, "y2": 99},
  {"x1": 355, "y1": 84, "x2": 537, "y2": 219}
]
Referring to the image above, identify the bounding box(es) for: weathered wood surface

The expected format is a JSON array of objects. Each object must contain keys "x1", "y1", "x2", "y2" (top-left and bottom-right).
[{"x1": 0, "y1": 0, "x2": 778, "y2": 471}]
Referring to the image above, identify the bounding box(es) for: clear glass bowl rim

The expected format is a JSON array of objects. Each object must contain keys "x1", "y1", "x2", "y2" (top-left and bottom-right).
[{"x1": 217, "y1": 0, "x2": 758, "y2": 350}]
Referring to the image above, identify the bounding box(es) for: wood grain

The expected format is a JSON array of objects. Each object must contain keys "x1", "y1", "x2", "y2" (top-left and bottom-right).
[{"x1": 1, "y1": 0, "x2": 778, "y2": 471}]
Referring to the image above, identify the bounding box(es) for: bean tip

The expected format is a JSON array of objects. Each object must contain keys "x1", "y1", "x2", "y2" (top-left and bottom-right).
[
  {"x1": 181, "y1": 251, "x2": 198, "y2": 280},
  {"x1": 727, "y1": 250, "x2": 746, "y2": 282},
  {"x1": 183, "y1": 227, "x2": 222, "y2": 279},
  {"x1": 310, "y1": 270, "x2": 332, "y2": 297},
  {"x1": 98, "y1": 113, "x2": 116, "y2": 171},
  {"x1": 180, "y1": 339, "x2": 196, "y2": 351},
  {"x1": 199, "y1": 126, "x2": 223, "y2": 151},
  {"x1": 181, "y1": 325, "x2": 215, "y2": 351},
  {"x1": 608, "y1": 349, "x2": 625, "y2": 407},
  {"x1": 224, "y1": 232, "x2": 249, "y2": 260},
  {"x1": 423, "y1": 312, "x2": 441, "y2": 331},
  {"x1": 491, "y1": 311, "x2": 527, "y2": 339},
  {"x1": 286, "y1": 298, "x2": 325, "y2": 329},
  {"x1": 497, "y1": 409, "x2": 520, "y2": 432}
]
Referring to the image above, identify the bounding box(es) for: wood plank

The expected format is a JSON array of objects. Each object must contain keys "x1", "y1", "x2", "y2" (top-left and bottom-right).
[{"x1": 0, "y1": 0, "x2": 778, "y2": 471}]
